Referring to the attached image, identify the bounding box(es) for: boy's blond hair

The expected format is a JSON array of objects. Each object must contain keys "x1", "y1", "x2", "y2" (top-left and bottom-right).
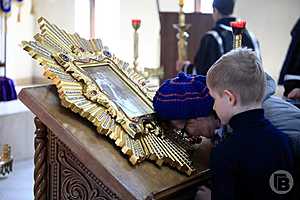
[{"x1": 207, "y1": 48, "x2": 265, "y2": 106}]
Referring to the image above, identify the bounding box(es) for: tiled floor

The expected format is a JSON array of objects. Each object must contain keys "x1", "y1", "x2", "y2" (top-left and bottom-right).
[{"x1": 0, "y1": 159, "x2": 34, "y2": 200}]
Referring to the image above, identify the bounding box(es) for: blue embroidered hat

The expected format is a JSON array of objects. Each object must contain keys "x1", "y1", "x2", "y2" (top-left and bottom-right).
[
  {"x1": 213, "y1": 0, "x2": 235, "y2": 15},
  {"x1": 153, "y1": 72, "x2": 214, "y2": 120}
]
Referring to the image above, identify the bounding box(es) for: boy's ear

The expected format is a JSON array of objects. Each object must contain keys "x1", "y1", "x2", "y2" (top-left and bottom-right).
[{"x1": 224, "y1": 89, "x2": 237, "y2": 106}]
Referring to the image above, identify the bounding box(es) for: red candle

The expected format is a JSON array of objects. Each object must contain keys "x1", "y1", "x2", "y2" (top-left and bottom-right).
[
  {"x1": 132, "y1": 19, "x2": 141, "y2": 31},
  {"x1": 230, "y1": 20, "x2": 246, "y2": 29}
]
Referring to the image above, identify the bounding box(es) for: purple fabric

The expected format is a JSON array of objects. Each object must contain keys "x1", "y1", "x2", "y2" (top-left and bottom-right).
[{"x1": 0, "y1": 77, "x2": 17, "y2": 101}]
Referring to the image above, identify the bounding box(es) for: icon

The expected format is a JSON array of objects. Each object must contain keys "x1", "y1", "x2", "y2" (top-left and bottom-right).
[{"x1": 269, "y1": 170, "x2": 293, "y2": 194}]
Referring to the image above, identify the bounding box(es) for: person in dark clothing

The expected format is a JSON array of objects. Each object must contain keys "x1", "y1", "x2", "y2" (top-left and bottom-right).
[
  {"x1": 152, "y1": 72, "x2": 219, "y2": 139},
  {"x1": 195, "y1": 48, "x2": 294, "y2": 200},
  {"x1": 181, "y1": 0, "x2": 260, "y2": 75},
  {"x1": 278, "y1": 17, "x2": 300, "y2": 104}
]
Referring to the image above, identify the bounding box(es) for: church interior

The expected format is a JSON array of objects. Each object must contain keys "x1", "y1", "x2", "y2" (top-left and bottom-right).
[{"x1": 0, "y1": 0, "x2": 299, "y2": 199}]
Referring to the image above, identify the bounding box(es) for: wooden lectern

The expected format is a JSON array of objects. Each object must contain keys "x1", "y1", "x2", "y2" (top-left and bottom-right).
[{"x1": 19, "y1": 85, "x2": 212, "y2": 200}]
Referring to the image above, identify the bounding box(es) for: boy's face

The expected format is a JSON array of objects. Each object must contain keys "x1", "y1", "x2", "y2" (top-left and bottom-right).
[{"x1": 208, "y1": 86, "x2": 235, "y2": 125}]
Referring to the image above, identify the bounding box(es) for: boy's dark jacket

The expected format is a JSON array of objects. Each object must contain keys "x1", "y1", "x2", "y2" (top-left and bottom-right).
[{"x1": 210, "y1": 109, "x2": 294, "y2": 200}]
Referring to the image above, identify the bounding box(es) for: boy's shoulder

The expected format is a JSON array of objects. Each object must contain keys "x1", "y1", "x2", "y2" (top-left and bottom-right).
[
  {"x1": 214, "y1": 117, "x2": 290, "y2": 154},
  {"x1": 230, "y1": 109, "x2": 288, "y2": 139},
  {"x1": 235, "y1": 118, "x2": 289, "y2": 145}
]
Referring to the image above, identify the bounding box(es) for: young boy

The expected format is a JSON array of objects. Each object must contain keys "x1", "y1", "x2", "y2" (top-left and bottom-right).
[{"x1": 205, "y1": 48, "x2": 294, "y2": 200}]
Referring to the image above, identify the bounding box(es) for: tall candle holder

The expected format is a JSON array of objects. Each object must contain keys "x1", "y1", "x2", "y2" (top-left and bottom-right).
[
  {"x1": 132, "y1": 19, "x2": 141, "y2": 71},
  {"x1": 230, "y1": 20, "x2": 246, "y2": 49},
  {"x1": 173, "y1": 0, "x2": 191, "y2": 71},
  {"x1": 0, "y1": 144, "x2": 13, "y2": 176}
]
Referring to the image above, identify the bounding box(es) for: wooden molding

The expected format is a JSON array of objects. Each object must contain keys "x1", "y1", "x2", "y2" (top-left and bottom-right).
[{"x1": 34, "y1": 117, "x2": 48, "y2": 200}]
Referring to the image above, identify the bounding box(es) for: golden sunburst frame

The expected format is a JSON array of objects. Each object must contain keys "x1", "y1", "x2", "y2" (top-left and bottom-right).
[{"x1": 22, "y1": 17, "x2": 197, "y2": 176}]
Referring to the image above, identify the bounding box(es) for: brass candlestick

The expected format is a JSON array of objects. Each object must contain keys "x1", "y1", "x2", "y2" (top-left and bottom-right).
[
  {"x1": 230, "y1": 20, "x2": 246, "y2": 49},
  {"x1": 16, "y1": 0, "x2": 23, "y2": 22},
  {"x1": 173, "y1": 0, "x2": 191, "y2": 71},
  {"x1": 0, "y1": 144, "x2": 13, "y2": 176},
  {"x1": 31, "y1": 0, "x2": 36, "y2": 15},
  {"x1": 132, "y1": 19, "x2": 141, "y2": 71}
]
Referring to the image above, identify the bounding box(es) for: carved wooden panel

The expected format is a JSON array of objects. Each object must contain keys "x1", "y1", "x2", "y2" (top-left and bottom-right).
[{"x1": 48, "y1": 130, "x2": 120, "y2": 200}]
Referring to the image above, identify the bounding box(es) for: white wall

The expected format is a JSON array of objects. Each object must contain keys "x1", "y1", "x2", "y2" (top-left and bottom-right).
[
  {"x1": 75, "y1": 0, "x2": 90, "y2": 39},
  {"x1": 4, "y1": 0, "x2": 300, "y2": 84},
  {"x1": 159, "y1": 0, "x2": 195, "y2": 13},
  {"x1": 34, "y1": 0, "x2": 75, "y2": 33},
  {"x1": 120, "y1": 0, "x2": 160, "y2": 70},
  {"x1": 3, "y1": 0, "x2": 76, "y2": 82},
  {"x1": 6, "y1": 1, "x2": 34, "y2": 81},
  {"x1": 94, "y1": 0, "x2": 120, "y2": 54},
  {"x1": 234, "y1": 0, "x2": 300, "y2": 81},
  {"x1": 33, "y1": 0, "x2": 75, "y2": 78},
  {"x1": 72, "y1": 0, "x2": 160, "y2": 71},
  {"x1": 34, "y1": 0, "x2": 160, "y2": 75},
  {"x1": 0, "y1": 110, "x2": 35, "y2": 161}
]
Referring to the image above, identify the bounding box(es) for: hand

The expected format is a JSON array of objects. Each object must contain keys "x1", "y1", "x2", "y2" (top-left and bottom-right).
[
  {"x1": 185, "y1": 116, "x2": 220, "y2": 138},
  {"x1": 287, "y1": 88, "x2": 300, "y2": 99},
  {"x1": 195, "y1": 186, "x2": 211, "y2": 200},
  {"x1": 176, "y1": 60, "x2": 191, "y2": 72}
]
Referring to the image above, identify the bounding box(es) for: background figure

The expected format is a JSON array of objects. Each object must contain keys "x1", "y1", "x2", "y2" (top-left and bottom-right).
[
  {"x1": 181, "y1": 0, "x2": 260, "y2": 75},
  {"x1": 278, "y1": 17, "x2": 300, "y2": 104}
]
